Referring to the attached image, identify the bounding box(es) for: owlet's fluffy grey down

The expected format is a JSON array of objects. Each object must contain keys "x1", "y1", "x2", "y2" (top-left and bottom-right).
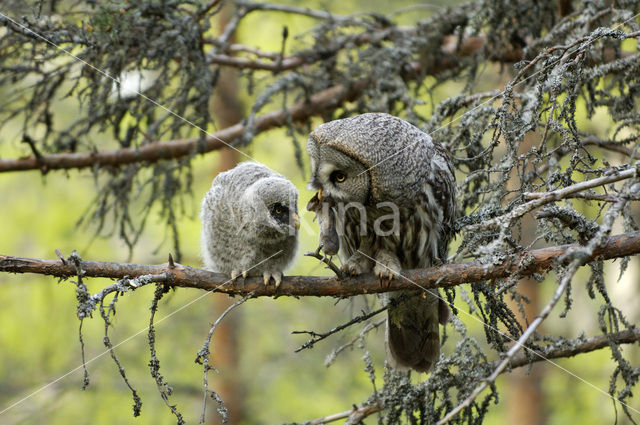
[
  {"x1": 307, "y1": 113, "x2": 456, "y2": 372},
  {"x1": 201, "y1": 162, "x2": 300, "y2": 287}
]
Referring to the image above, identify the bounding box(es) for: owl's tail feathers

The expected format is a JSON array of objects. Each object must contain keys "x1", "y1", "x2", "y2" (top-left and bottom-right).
[{"x1": 385, "y1": 292, "x2": 447, "y2": 373}]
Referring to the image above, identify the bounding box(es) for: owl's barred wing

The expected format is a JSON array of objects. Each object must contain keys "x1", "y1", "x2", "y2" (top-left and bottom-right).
[{"x1": 429, "y1": 143, "x2": 457, "y2": 262}]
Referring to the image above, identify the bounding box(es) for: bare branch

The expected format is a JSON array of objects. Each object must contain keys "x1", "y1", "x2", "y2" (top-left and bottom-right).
[
  {"x1": 325, "y1": 318, "x2": 386, "y2": 367},
  {"x1": 206, "y1": 52, "x2": 307, "y2": 71},
  {"x1": 237, "y1": 1, "x2": 353, "y2": 21},
  {"x1": 195, "y1": 294, "x2": 252, "y2": 424},
  {"x1": 303, "y1": 402, "x2": 382, "y2": 425},
  {"x1": 303, "y1": 245, "x2": 343, "y2": 278},
  {"x1": 580, "y1": 134, "x2": 638, "y2": 156},
  {"x1": 1, "y1": 231, "x2": 639, "y2": 296},
  {"x1": 530, "y1": 192, "x2": 640, "y2": 203},
  {"x1": 293, "y1": 305, "x2": 387, "y2": 352},
  {"x1": 522, "y1": 166, "x2": 638, "y2": 200}
]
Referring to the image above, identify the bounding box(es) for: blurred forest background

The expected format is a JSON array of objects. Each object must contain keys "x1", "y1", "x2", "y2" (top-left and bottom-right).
[{"x1": 0, "y1": 0, "x2": 639, "y2": 424}]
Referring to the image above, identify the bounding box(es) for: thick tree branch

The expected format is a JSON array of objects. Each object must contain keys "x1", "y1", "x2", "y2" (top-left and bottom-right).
[
  {"x1": 0, "y1": 80, "x2": 367, "y2": 173},
  {"x1": 504, "y1": 328, "x2": 640, "y2": 369},
  {"x1": 204, "y1": 31, "x2": 635, "y2": 73},
  {"x1": 1, "y1": 231, "x2": 639, "y2": 296}
]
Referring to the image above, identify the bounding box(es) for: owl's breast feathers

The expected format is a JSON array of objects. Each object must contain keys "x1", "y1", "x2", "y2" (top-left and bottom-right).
[{"x1": 342, "y1": 203, "x2": 446, "y2": 269}]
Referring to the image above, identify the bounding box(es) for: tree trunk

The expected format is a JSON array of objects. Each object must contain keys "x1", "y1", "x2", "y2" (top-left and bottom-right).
[
  {"x1": 506, "y1": 131, "x2": 546, "y2": 425},
  {"x1": 207, "y1": 5, "x2": 244, "y2": 424}
]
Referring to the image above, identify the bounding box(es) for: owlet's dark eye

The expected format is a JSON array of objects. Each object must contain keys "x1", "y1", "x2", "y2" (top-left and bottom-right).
[
  {"x1": 269, "y1": 202, "x2": 289, "y2": 223},
  {"x1": 331, "y1": 171, "x2": 346, "y2": 183}
]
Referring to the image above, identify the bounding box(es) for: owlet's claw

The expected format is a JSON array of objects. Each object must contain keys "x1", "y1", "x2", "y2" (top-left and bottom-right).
[
  {"x1": 242, "y1": 270, "x2": 248, "y2": 278},
  {"x1": 231, "y1": 270, "x2": 240, "y2": 281},
  {"x1": 262, "y1": 270, "x2": 284, "y2": 288}
]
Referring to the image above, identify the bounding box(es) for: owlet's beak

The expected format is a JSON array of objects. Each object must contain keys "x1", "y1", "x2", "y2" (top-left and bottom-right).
[
  {"x1": 292, "y1": 212, "x2": 300, "y2": 229},
  {"x1": 317, "y1": 187, "x2": 323, "y2": 201}
]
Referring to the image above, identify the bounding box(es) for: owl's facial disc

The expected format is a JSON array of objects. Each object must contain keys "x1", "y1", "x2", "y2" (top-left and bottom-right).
[
  {"x1": 245, "y1": 177, "x2": 299, "y2": 236},
  {"x1": 308, "y1": 146, "x2": 370, "y2": 204}
]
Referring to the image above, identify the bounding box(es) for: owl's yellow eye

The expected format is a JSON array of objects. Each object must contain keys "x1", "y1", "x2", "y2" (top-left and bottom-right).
[
  {"x1": 274, "y1": 205, "x2": 284, "y2": 214},
  {"x1": 332, "y1": 171, "x2": 346, "y2": 183}
]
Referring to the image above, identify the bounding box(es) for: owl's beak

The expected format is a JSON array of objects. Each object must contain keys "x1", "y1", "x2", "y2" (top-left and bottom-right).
[
  {"x1": 317, "y1": 188, "x2": 323, "y2": 201},
  {"x1": 292, "y1": 212, "x2": 300, "y2": 229}
]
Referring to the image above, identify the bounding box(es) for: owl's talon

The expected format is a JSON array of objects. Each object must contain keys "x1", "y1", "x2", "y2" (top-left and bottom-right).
[
  {"x1": 375, "y1": 269, "x2": 394, "y2": 289},
  {"x1": 263, "y1": 274, "x2": 271, "y2": 286},
  {"x1": 342, "y1": 261, "x2": 363, "y2": 276},
  {"x1": 242, "y1": 270, "x2": 248, "y2": 279},
  {"x1": 342, "y1": 251, "x2": 373, "y2": 276},
  {"x1": 342, "y1": 264, "x2": 357, "y2": 276},
  {"x1": 231, "y1": 270, "x2": 240, "y2": 281},
  {"x1": 373, "y1": 251, "x2": 401, "y2": 288}
]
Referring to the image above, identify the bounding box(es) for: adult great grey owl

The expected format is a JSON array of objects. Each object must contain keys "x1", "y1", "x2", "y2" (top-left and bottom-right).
[
  {"x1": 201, "y1": 162, "x2": 300, "y2": 287},
  {"x1": 307, "y1": 113, "x2": 456, "y2": 372}
]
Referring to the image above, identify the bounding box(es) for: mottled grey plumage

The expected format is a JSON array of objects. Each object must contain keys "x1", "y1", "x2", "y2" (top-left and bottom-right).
[
  {"x1": 201, "y1": 162, "x2": 299, "y2": 286},
  {"x1": 307, "y1": 113, "x2": 456, "y2": 372}
]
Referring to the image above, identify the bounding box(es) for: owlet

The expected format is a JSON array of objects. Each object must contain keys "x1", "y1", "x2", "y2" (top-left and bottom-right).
[{"x1": 201, "y1": 162, "x2": 300, "y2": 287}]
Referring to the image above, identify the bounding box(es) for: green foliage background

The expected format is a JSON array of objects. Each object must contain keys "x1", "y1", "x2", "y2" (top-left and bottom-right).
[{"x1": 0, "y1": 0, "x2": 639, "y2": 424}]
